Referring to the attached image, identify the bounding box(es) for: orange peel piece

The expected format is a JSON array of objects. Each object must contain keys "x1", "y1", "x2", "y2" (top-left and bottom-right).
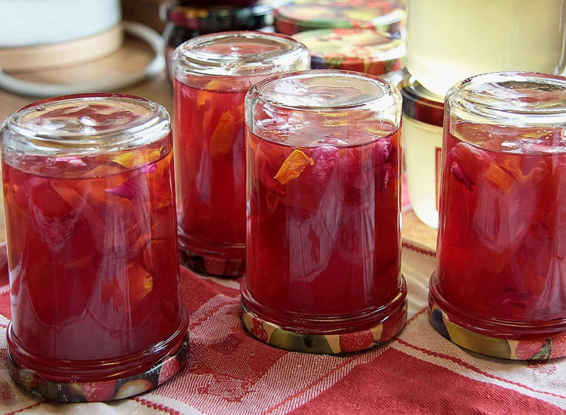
[
  {"x1": 274, "y1": 149, "x2": 314, "y2": 185},
  {"x1": 112, "y1": 149, "x2": 162, "y2": 169},
  {"x1": 499, "y1": 157, "x2": 546, "y2": 186},
  {"x1": 128, "y1": 264, "x2": 153, "y2": 305},
  {"x1": 483, "y1": 162, "x2": 514, "y2": 192},
  {"x1": 197, "y1": 90, "x2": 212, "y2": 109},
  {"x1": 211, "y1": 111, "x2": 237, "y2": 157},
  {"x1": 196, "y1": 80, "x2": 226, "y2": 108}
]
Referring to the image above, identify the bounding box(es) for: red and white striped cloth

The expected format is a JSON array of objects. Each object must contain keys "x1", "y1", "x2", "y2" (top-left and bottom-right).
[{"x1": 0, "y1": 242, "x2": 564, "y2": 414}]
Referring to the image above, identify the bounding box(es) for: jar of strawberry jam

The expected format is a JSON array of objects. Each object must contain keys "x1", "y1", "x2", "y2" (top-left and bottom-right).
[
  {"x1": 1, "y1": 94, "x2": 188, "y2": 401},
  {"x1": 430, "y1": 72, "x2": 566, "y2": 360},
  {"x1": 242, "y1": 70, "x2": 407, "y2": 353},
  {"x1": 173, "y1": 31, "x2": 309, "y2": 277}
]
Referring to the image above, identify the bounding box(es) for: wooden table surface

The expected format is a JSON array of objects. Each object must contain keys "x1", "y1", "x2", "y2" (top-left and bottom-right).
[{"x1": 0, "y1": 36, "x2": 438, "y2": 251}]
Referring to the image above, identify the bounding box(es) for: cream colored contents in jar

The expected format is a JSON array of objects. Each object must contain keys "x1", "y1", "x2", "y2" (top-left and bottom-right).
[
  {"x1": 407, "y1": 0, "x2": 566, "y2": 96},
  {"x1": 403, "y1": 116, "x2": 443, "y2": 228}
]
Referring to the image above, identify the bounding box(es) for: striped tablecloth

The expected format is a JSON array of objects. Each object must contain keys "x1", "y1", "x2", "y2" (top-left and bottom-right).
[{"x1": 0, "y1": 241, "x2": 564, "y2": 414}]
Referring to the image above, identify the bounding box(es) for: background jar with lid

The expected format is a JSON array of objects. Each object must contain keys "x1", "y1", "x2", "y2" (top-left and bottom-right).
[
  {"x1": 293, "y1": 28, "x2": 405, "y2": 76},
  {"x1": 430, "y1": 72, "x2": 566, "y2": 361},
  {"x1": 162, "y1": 1, "x2": 278, "y2": 81},
  {"x1": 406, "y1": 0, "x2": 566, "y2": 97},
  {"x1": 242, "y1": 70, "x2": 407, "y2": 354},
  {"x1": 400, "y1": 76, "x2": 444, "y2": 228},
  {"x1": 173, "y1": 31, "x2": 309, "y2": 278},
  {"x1": 274, "y1": 0, "x2": 405, "y2": 36},
  {"x1": 1, "y1": 94, "x2": 188, "y2": 402}
]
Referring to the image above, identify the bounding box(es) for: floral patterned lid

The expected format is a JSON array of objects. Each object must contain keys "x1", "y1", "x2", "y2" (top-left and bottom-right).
[
  {"x1": 294, "y1": 28, "x2": 404, "y2": 75},
  {"x1": 274, "y1": 0, "x2": 405, "y2": 35}
]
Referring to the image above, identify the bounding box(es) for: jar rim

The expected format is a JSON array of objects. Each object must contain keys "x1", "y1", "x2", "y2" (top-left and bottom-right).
[
  {"x1": 1, "y1": 93, "x2": 170, "y2": 156},
  {"x1": 447, "y1": 71, "x2": 566, "y2": 127},
  {"x1": 248, "y1": 69, "x2": 401, "y2": 111},
  {"x1": 174, "y1": 31, "x2": 309, "y2": 78}
]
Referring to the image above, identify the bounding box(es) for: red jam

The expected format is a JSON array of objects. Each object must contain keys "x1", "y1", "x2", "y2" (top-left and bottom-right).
[
  {"x1": 174, "y1": 79, "x2": 247, "y2": 275},
  {"x1": 173, "y1": 32, "x2": 309, "y2": 277},
  {"x1": 433, "y1": 122, "x2": 566, "y2": 336},
  {"x1": 243, "y1": 120, "x2": 402, "y2": 332},
  {"x1": 3, "y1": 99, "x2": 187, "y2": 383}
]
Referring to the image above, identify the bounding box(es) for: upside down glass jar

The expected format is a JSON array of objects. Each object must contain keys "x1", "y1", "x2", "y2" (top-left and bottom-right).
[
  {"x1": 400, "y1": 75, "x2": 444, "y2": 228},
  {"x1": 407, "y1": 0, "x2": 566, "y2": 97},
  {"x1": 1, "y1": 94, "x2": 189, "y2": 402},
  {"x1": 242, "y1": 70, "x2": 407, "y2": 354},
  {"x1": 173, "y1": 31, "x2": 309, "y2": 277},
  {"x1": 430, "y1": 72, "x2": 566, "y2": 361}
]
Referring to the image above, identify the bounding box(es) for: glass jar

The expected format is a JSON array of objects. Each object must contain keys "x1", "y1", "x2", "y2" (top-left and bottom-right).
[
  {"x1": 401, "y1": 76, "x2": 444, "y2": 228},
  {"x1": 274, "y1": 0, "x2": 405, "y2": 36},
  {"x1": 162, "y1": 1, "x2": 277, "y2": 81},
  {"x1": 407, "y1": 0, "x2": 566, "y2": 97},
  {"x1": 1, "y1": 94, "x2": 189, "y2": 401},
  {"x1": 173, "y1": 31, "x2": 309, "y2": 277},
  {"x1": 430, "y1": 72, "x2": 566, "y2": 361},
  {"x1": 293, "y1": 28, "x2": 405, "y2": 75},
  {"x1": 242, "y1": 70, "x2": 407, "y2": 354}
]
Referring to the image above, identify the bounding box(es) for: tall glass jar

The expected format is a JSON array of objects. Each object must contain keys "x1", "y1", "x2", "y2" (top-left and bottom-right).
[
  {"x1": 430, "y1": 72, "x2": 566, "y2": 361},
  {"x1": 173, "y1": 31, "x2": 309, "y2": 277},
  {"x1": 407, "y1": 0, "x2": 566, "y2": 96},
  {"x1": 242, "y1": 70, "x2": 407, "y2": 354},
  {"x1": 1, "y1": 94, "x2": 189, "y2": 402}
]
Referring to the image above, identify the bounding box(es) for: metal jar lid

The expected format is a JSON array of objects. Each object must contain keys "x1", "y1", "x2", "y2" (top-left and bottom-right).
[
  {"x1": 399, "y1": 75, "x2": 444, "y2": 127},
  {"x1": 163, "y1": 0, "x2": 278, "y2": 33},
  {"x1": 274, "y1": 0, "x2": 405, "y2": 35},
  {"x1": 294, "y1": 28, "x2": 404, "y2": 75}
]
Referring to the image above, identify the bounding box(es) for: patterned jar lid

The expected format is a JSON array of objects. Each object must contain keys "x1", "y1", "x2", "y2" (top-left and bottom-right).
[
  {"x1": 274, "y1": 0, "x2": 405, "y2": 35},
  {"x1": 294, "y1": 28, "x2": 404, "y2": 75},
  {"x1": 399, "y1": 74, "x2": 444, "y2": 127},
  {"x1": 429, "y1": 296, "x2": 566, "y2": 361}
]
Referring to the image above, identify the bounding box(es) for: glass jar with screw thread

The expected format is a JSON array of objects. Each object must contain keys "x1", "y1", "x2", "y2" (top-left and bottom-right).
[
  {"x1": 2, "y1": 93, "x2": 189, "y2": 402},
  {"x1": 242, "y1": 70, "x2": 407, "y2": 354},
  {"x1": 173, "y1": 31, "x2": 309, "y2": 277},
  {"x1": 430, "y1": 72, "x2": 566, "y2": 361}
]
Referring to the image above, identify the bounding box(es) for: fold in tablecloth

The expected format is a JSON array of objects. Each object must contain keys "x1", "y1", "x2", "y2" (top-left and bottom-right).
[{"x1": 0, "y1": 243, "x2": 564, "y2": 414}]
